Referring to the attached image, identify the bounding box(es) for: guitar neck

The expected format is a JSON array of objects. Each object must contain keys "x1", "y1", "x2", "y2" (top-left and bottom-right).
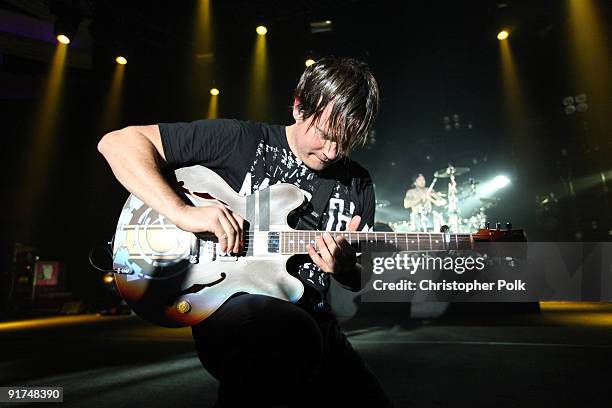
[{"x1": 278, "y1": 231, "x2": 474, "y2": 255}]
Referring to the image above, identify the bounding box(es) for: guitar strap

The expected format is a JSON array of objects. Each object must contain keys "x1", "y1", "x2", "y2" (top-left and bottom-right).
[{"x1": 295, "y1": 178, "x2": 336, "y2": 231}]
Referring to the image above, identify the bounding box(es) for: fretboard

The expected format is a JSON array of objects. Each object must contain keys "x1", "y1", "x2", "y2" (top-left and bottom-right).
[{"x1": 279, "y1": 231, "x2": 473, "y2": 255}]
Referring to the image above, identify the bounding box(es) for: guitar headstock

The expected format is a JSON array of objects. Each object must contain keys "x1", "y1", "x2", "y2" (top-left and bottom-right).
[{"x1": 472, "y1": 222, "x2": 526, "y2": 242}]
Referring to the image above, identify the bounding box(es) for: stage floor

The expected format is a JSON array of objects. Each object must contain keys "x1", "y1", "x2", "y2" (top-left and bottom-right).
[{"x1": 1, "y1": 302, "x2": 611, "y2": 407}]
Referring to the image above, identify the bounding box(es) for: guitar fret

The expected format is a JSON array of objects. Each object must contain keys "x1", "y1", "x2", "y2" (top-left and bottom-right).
[{"x1": 279, "y1": 231, "x2": 474, "y2": 254}]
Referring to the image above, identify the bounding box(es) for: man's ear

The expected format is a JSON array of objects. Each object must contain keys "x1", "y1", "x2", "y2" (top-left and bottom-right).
[{"x1": 292, "y1": 98, "x2": 303, "y2": 122}]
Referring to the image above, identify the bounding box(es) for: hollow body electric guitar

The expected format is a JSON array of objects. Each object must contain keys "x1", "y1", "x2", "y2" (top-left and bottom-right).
[{"x1": 112, "y1": 165, "x2": 525, "y2": 327}]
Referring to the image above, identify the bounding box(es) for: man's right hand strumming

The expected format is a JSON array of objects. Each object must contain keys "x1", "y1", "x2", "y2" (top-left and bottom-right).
[
  {"x1": 98, "y1": 124, "x2": 244, "y2": 255},
  {"x1": 174, "y1": 204, "x2": 244, "y2": 254}
]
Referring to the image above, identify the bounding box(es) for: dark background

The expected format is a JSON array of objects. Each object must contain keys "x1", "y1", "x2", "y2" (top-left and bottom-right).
[{"x1": 1, "y1": 0, "x2": 610, "y2": 308}]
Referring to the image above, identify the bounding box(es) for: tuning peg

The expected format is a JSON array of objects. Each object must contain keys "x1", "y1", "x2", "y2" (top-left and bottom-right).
[
  {"x1": 495, "y1": 222, "x2": 501, "y2": 230},
  {"x1": 506, "y1": 222, "x2": 512, "y2": 230}
]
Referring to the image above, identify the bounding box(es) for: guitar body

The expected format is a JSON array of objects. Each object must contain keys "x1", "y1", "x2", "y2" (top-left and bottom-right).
[
  {"x1": 112, "y1": 165, "x2": 306, "y2": 327},
  {"x1": 112, "y1": 165, "x2": 526, "y2": 328}
]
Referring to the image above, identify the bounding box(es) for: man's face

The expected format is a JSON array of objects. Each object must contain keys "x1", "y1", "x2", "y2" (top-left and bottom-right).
[
  {"x1": 291, "y1": 102, "x2": 341, "y2": 171},
  {"x1": 415, "y1": 175, "x2": 426, "y2": 188}
]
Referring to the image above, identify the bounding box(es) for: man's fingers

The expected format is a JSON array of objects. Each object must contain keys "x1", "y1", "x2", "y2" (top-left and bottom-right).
[
  {"x1": 214, "y1": 226, "x2": 229, "y2": 253},
  {"x1": 219, "y1": 206, "x2": 240, "y2": 235},
  {"x1": 217, "y1": 213, "x2": 236, "y2": 253},
  {"x1": 348, "y1": 215, "x2": 361, "y2": 232},
  {"x1": 221, "y1": 209, "x2": 241, "y2": 254},
  {"x1": 318, "y1": 234, "x2": 337, "y2": 268},
  {"x1": 217, "y1": 206, "x2": 243, "y2": 253},
  {"x1": 231, "y1": 212, "x2": 245, "y2": 251},
  {"x1": 336, "y1": 235, "x2": 353, "y2": 253},
  {"x1": 307, "y1": 244, "x2": 331, "y2": 273}
]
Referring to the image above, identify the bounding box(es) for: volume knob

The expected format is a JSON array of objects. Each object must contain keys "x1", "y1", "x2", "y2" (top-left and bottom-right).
[{"x1": 176, "y1": 300, "x2": 192, "y2": 314}]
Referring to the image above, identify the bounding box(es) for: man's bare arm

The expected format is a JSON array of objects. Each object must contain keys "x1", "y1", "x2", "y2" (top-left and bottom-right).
[
  {"x1": 97, "y1": 125, "x2": 243, "y2": 253},
  {"x1": 97, "y1": 125, "x2": 186, "y2": 222}
]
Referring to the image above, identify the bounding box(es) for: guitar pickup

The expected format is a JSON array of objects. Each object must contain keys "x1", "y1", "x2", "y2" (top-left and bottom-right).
[{"x1": 268, "y1": 232, "x2": 280, "y2": 253}]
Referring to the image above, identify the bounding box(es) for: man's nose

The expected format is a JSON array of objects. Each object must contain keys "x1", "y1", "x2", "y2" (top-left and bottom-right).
[{"x1": 324, "y1": 140, "x2": 338, "y2": 160}]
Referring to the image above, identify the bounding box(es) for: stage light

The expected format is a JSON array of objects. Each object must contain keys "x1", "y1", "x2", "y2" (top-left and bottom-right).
[
  {"x1": 492, "y1": 175, "x2": 511, "y2": 189},
  {"x1": 56, "y1": 34, "x2": 71, "y2": 44},
  {"x1": 103, "y1": 273, "x2": 115, "y2": 284},
  {"x1": 497, "y1": 30, "x2": 509, "y2": 40},
  {"x1": 575, "y1": 93, "x2": 587, "y2": 103},
  {"x1": 115, "y1": 56, "x2": 127, "y2": 65},
  {"x1": 305, "y1": 59, "x2": 315, "y2": 67},
  {"x1": 310, "y1": 20, "x2": 333, "y2": 34},
  {"x1": 248, "y1": 25, "x2": 269, "y2": 120},
  {"x1": 53, "y1": 9, "x2": 81, "y2": 46},
  {"x1": 562, "y1": 94, "x2": 588, "y2": 115},
  {"x1": 256, "y1": 25, "x2": 267, "y2": 36},
  {"x1": 210, "y1": 88, "x2": 219, "y2": 96}
]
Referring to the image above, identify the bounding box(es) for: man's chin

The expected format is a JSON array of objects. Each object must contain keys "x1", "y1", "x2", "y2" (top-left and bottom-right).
[{"x1": 306, "y1": 160, "x2": 328, "y2": 171}]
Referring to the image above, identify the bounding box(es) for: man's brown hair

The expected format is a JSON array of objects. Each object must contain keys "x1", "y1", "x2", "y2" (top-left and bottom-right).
[{"x1": 293, "y1": 57, "x2": 379, "y2": 156}]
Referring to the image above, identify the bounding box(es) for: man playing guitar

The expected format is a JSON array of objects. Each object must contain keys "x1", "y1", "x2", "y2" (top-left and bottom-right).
[{"x1": 98, "y1": 57, "x2": 393, "y2": 407}]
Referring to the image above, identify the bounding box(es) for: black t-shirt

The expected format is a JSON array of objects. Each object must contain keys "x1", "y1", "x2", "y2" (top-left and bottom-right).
[{"x1": 159, "y1": 119, "x2": 375, "y2": 308}]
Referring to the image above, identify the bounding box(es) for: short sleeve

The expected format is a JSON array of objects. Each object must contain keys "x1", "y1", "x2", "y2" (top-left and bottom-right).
[
  {"x1": 158, "y1": 119, "x2": 256, "y2": 169},
  {"x1": 358, "y1": 175, "x2": 375, "y2": 232}
]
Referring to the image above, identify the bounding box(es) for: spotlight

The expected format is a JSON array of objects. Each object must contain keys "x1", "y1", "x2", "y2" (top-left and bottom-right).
[
  {"x1": 564, "y1": 105, "x2": 577, "y2": 115},
  {"x1": 562, "y1": 94, "x2": 588, "y2": 115},
  {"x1": 497, "y1": 30, "x2": 509, "y2": 40},
  {"x1": 56, "y1": 34, "x2": 71, "y2": 44},
  {"x1": 305, "y1": 59, "x2": 315, "y2": 67},
  {"x1": 256, "y1": 26, "x2": 267, "y2": 36},
  {"x1": 576, "y1": 103, "x2": 588, "y2": 113},
  {"x1": 53, "y1": 10, "x2": 81, "y2": 45},
  {"x1": 562, "y1": 96, "x2": 575, "y2": 106},
  {"x1": 492, "y1": 175, "x2": 510, "y2": 189},
  {"x1": 103, "y1": 273, "x2": 115, "y2": 284},
  {"x1": 115, "y1": 56, "x2": 127, "y2": 65},
  {"x1": 210, "y1": 88, "x2": 220, "y2": 96},
  {"x1": 575, "y1": 93, "x2": 587, "y2": 103},
  {"x1": 310, "y1": 20, "x2": 333, "y2": 34}
]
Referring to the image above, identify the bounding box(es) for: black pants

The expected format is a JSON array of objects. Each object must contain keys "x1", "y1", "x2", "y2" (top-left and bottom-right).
[{"x1": 191, "y1": 294, "x2": 393, "y2": 407}]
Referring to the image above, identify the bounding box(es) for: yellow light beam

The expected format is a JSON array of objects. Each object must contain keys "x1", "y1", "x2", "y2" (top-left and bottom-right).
[
  {"x1": 100, "y1": 63, "x2": 125, "y2": 133},
  {"x1": 567, "y1": 0, "x2": 610, "y2": 92},
  {"x1": 499, "y1": 39, "x2": 535, "y2": 163},
  {"x1": 16, "y1": 43, "x2": 68, "y2": 237},
  {"x1": 499, "y1": 39, "x2": 523, "y2": 122},
  {"x1": 247, "y1": 33, "x2": 268, "y2": 120},
  {"x1": 567, "y1": 0, "x2": 610, "y2": 147},
  {"x1": 192, "y1": 0, "x2": 214, "y2": 117},
  {"x1": 0, "y1": 314, "x2": 130, "y2": 332},
  {"x1": 195, "y1": 0, "x2": 212, "y2": 57},
  {"x1": 207, "y1": 94, "x2": 218, "y2": 119}
]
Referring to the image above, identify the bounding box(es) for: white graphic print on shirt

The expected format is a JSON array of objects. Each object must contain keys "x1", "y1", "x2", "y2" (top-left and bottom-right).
[{"x1": 237, "y1": 141, "x2": 358, "y2": 293}]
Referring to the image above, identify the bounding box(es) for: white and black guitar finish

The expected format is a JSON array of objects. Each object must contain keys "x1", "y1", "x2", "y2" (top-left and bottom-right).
[{"x1": 112, "y1": 165, "x2": 524, "y2": 328}]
